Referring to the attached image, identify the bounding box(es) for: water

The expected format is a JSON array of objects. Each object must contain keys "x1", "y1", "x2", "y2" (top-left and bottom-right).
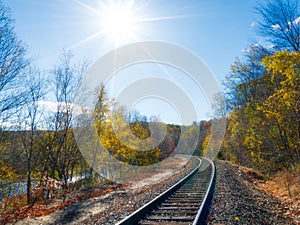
[
  {"x1": 0, "y1": 181, "x2": 27, "y2": 201},
  {"x1": 0, "y1": 175, "x2": 91, "y2": 201}
]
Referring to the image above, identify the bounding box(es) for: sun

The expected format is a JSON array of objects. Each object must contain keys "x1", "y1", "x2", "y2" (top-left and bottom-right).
[
  {"x1": 70, "y1": 0, "x2": 140, "y2": 48},
  {"x1": 101, "y1": 2, "x2": 138, "y2": 43},
  {"x1": 97, "y1": 0, "x2": 141, "y2": 47},
  {"x1": 70, "y1": 0, "x2": 192, "y2": 50}
]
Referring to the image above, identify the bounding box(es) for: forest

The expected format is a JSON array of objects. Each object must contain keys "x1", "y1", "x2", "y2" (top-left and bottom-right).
[
  {"x1": 0, "y1": 0, "x2": 299, "y2": 217},
  {"x1": 219, "y1": 0, "x2": 300, "y2": 176}
]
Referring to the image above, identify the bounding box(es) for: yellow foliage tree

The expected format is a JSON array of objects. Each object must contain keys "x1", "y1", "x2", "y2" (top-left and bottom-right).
[{"x1": 262, "y1": 51, "x2": 300, "y2": 164}]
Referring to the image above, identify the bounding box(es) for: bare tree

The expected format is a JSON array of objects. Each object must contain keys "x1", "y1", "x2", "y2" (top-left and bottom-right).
[
  {"x1": 223, "y1": 45, "x2": 270, "y2": 110},
  {"x1": 17, "y1": 68, "x2": 44, "y2": 204},
  {"x1": 43, "y1": 51, "x2": 87, "y2": 189},
  {"x1": 255, "y1": 0, "x2": 300, "y2": 52},
  {"x1": 212, "y1": 91, "x2": 227, "y2": 119},
  {"x1": 0, "y1": 2, "x2": 29, "y2": 120}
]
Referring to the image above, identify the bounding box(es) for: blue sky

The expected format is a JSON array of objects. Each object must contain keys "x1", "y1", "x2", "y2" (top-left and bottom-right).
[{"x1": 3, "y1": 0, "x2": 260, "y2": 124}]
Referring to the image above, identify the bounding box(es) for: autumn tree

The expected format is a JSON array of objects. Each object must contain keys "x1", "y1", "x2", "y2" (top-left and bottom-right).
[
  {"x1": 261, "y1": 51, "x2": 300, "y2": 166},
  {"x1": 98, "y1": 106, "x2": 161, "y2": 167},
  {"x1": 91, "y1": 83, "x2": 111, "y2": 179},
  {"x1": 92, "y1": 89, "x2": 169, "y2": 170},
  {"x1": 221, "y1": 45, "x2": 279, "y2": 171},
  {"x1": 0, "y1": 159, "x2": 17, "y2": 180},
  {"x1": 222, "y1": 48, "x2": 300, "y2": 173},
  {"x1": 217, "y1": 0, "x2": 300, "y2": 175}
]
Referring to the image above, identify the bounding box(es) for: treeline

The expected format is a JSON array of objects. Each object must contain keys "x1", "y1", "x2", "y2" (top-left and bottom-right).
[
  {"x1": 219, "y1": 0, "x2": 300, "y2": 175},
  {"x1": 0, "y1": 43, "x2": 90, "y2": 203}
]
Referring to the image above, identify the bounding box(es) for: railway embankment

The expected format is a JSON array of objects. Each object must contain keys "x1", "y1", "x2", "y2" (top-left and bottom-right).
[{"x1": 207, "y1": 160, "x2": 299, "y2": 225}]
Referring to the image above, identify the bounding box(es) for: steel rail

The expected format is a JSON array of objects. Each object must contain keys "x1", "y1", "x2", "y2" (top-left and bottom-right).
[
  {"x1": 192, "y1": 157, "x2": 215, "y2": 225},
  {"x1": 115, "y1": 156, "x2": 215, "y2": 225},
  {"x1": 116, "y1": 156, "x2": 202, "y2": 225}
]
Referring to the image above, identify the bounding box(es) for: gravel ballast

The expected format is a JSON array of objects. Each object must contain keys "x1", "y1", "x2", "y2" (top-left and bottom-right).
[{"x1": 207, "y1": 160, "x2": 295, "y2": 225}]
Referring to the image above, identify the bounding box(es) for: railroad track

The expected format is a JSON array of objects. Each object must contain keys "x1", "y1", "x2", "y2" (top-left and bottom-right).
[{"x1": 116, "y1": 157, "x2": 215, "y2": 225}]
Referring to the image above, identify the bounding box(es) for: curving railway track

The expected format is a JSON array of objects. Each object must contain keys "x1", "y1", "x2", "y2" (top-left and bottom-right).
[{"x1": 116, "y1": 157, "x2": 215, "y2": 225}]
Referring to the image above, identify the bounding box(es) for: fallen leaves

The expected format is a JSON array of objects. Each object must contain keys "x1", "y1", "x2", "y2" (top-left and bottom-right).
[
  {"x1": 257, "y1": 172, "x2": 300, "y2": 224},
  {"x1": 0, "y1": 184, "x2": 125, "y2": 225}
]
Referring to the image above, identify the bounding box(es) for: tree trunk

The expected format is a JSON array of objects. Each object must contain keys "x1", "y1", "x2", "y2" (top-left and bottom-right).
[{"x1": 27, "y1": 166, "x2": 31, "y2": 204}]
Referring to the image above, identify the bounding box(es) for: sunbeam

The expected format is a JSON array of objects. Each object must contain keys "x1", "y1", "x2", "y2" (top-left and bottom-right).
[{"x1": 69, "y1": 0, "x2": 196, "y2": 50}]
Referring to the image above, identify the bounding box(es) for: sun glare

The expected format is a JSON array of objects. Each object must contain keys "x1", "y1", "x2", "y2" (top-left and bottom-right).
[
  {"x1": 97, "y1": 1, "x2": 140, "y2": 46},
  {"x1": 102, "y1": 3, "x2": 138, "y2": 42},
  {"x1": 70, "y1": 0, "x2": 193, "y2": 49}
]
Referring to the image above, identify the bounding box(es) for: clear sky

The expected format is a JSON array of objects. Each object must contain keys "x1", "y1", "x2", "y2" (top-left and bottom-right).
[{"x1": 2, "y1": 0, "x2": 260, "y2": 124}]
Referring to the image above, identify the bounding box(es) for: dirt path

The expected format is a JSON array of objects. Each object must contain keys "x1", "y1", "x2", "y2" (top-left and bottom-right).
[{"x1": 10, "y1": 155, "x2": 190, "y2": 225}]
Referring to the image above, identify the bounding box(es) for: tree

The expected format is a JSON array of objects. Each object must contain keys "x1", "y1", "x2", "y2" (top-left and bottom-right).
[
  {"x1": 221, "y1": 48, "x2": 300, "y2": 173},
  {"x1": 211, "y1": 91, "x2": 227, "y2": 118},
  {"x1": 91, "y1": 83, "x2": 111, "y2": 179},
  {"x1": 218, "y1": 0, "x2": 300, "y2": 176},
  {"x1": 17, "y1": 68, "x2": 44, "y2": 204},
  {"x1": 0, "y1": 159, "x2": 17, "y2": 179},
  {"x1": 255, "y1": 0, "x2": 300, "y2": 52},
  {"x1": 223, "y1": 45, "x2": 270, "y2": 110},
  {"x1": 261, "y1": 51, "x2": 300, "y2": 165},
  {"x1": 221, "y1": 45, "x2": 281, "y2": 172},
  {"x1": 0, "y1": 2, "x2": 29, "y2": 120},
  {"x1": 98, "y1": 106, "x2": 161, "y2": 167},
  {"x1": 42, "y1": 51, "x2": 86, "y2": 189}
]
